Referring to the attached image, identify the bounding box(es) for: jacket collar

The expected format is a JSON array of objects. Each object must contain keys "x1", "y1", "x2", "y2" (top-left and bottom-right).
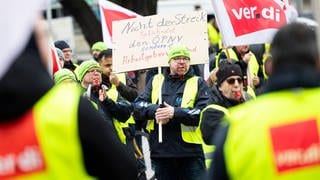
[{"x1": 265, "y1": 66, "x2": 320, "y2": 93}]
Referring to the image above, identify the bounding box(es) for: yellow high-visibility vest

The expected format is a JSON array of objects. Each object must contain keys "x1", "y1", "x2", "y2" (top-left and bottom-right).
[
  {"x1": 112, "y1": 72, "x2": 136, "y2": 144},
  {"x1": 198, "y1": 104, "x2": 230, "y2": 168},
  {"x1": 224, "y1": 88, "x2": 320, "y2": 180},
  {"x1": 3, "y1": 83, "x2": 94, "y2": 179},
  {"x1": 146, "y1": 74, "x2": 203, "y2": 144}
]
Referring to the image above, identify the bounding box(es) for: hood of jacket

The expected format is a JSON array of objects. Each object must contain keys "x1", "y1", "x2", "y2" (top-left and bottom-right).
[{"x1": 265, "y1": 65, "x2": 320, "y2": 93}]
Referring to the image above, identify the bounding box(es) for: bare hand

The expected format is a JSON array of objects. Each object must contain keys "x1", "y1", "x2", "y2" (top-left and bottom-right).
[
  {"x1": 208, "y1": 67, "x2": 218, "y2": 85},
  {"x1": 252, "y1": 75, "x2": 260, "y2": 86},
  {"x1": 155, "y1": 102, "x2": 174, "y2": 125},
  {"x1": 242, "y1": 52, "x2": 252, "y2": 64},
  {"x1": 99, "y1": 85, "x2": 108, "y2": 101},
  {"x1": 109, "y1": 73, "x2": 120, "y2": 86}
]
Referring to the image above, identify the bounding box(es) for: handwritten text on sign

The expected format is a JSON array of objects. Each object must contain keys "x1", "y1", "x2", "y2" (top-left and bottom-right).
[{"x1": 112, "y1": 10, "x2": 208, "y2": 73}]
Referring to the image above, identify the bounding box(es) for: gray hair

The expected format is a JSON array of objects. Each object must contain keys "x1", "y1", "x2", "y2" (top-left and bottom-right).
[{"x1": 55, "y1": 48, "x2": 65, "y2": 61}]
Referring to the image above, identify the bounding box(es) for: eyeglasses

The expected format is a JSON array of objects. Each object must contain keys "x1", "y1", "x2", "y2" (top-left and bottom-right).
[
  {"x1": 226, "y1": 77, "x2": 243, "y2": 85},
  {"x1": 62, "y1": 49, "x2": 72, "y2": 53},
  {"x1": 87, "y1": 69, "x2": 101, "y2": 73},
  {"x1": 172, "y1": 57, "x2": 190, "y2": 62}
]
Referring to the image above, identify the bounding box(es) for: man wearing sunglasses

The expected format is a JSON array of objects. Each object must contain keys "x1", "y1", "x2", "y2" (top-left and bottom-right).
[
  {"x1": 200, "y1": 62, "x2": 253, "y2": 167},
  {"x1": 215, "y1": 63, "x2": 248, "y2": 102}
]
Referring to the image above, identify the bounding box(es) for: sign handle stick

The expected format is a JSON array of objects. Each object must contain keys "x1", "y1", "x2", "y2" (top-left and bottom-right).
[
  {"x1": 225, "y1": 47, "x2": 231, "y2": 63},
  {"x1": 158, "y1": 66, "x2": 163, "y2": 143}
]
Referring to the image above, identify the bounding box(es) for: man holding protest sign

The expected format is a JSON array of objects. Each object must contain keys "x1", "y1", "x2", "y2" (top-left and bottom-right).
[{"x1": 133, "y1": 44, "x2": 212, "y2": 180}]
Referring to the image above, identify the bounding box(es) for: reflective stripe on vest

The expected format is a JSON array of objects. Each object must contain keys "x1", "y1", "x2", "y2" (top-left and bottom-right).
[
  {"x1": 21, "y1": 83, "x2": 93, "y2": 179},
  {"x1": 198, "y1": 104, "x2": 230, "y2": 168},
  {"x1": 145, "y1": 74, "x2": 165, "y2": 132},
  {"x1": 225, "y1": 88, "x2": 320, "y2": 180},
  {"x1": 147, "y1": 74, "x2": 202, "y2": 144}
]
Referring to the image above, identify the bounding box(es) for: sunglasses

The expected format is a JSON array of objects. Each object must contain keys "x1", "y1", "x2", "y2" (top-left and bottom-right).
[{"x1": 226, "y1": 77, "x2": 243, "y2": 85}]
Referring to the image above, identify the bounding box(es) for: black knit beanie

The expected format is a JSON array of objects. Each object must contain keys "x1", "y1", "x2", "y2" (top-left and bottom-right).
[
  {"x1": 216, "y1": 63, "x2": 242, "y2": 86},
  {"x1": 54, "y1": 40, "x2": 70, "y2": 50}
]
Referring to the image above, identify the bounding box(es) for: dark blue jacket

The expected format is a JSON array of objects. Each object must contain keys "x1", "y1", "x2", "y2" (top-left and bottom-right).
[{"x1": 133, "y1": 68, "x2": 212, "y2": 158}]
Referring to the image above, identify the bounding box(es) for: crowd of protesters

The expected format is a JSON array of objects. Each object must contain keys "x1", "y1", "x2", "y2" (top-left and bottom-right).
[{"x1": 1, "y1": 0, "x2": 320, "y2": 179}]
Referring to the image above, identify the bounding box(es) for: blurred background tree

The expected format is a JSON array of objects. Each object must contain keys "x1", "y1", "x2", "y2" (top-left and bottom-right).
[{"x1": 59, "y1": 0, "x2": 157, "y2": 46}]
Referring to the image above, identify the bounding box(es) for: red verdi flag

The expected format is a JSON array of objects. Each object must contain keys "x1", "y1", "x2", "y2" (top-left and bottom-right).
[
  {"x1": 99, "y1": 0, "x2": 141, "y2": 48},
  {"x1": 50, "y1": 48, "x2": 61, "y2": 74},
  {"x1": 211, "y1": 0, "x2": 297, "y2": 46}
]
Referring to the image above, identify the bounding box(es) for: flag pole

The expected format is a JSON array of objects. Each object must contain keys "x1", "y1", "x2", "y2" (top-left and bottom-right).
[
  {"x1": 220, "y1": 35, "x2": 231, "y2": 63},
  {"x1": 225, "y1": 47, "x2": 231, "y2": 63}
]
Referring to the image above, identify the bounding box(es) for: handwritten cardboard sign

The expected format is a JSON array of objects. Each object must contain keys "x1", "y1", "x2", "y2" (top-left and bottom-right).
[{"x1": 112, "y1": 10, "x2": 208, "y2": 73}]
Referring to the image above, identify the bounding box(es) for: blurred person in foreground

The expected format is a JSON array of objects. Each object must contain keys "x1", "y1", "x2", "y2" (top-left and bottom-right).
[
  {"x1": 207, "y1": 22, "x2": 320, "y2": 180},
  {"x1": 0, "y1": 1, "x2": 137, "y2": 179}
]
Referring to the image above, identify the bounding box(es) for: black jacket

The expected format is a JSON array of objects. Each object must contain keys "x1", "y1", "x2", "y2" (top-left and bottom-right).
[
  {"x1": 82, "y1": 85, "x2": 133, "y2": 123},
  {"x1": 0, "y1": 35, "x2": 137, "y2": 179},
  {"x1": 200, "y1": 85, "x2": 245, "y2": 144},
  {"x1": 133, "y1": 68, "x2": 212, "y2": 158},
  {"x1": 63, "y1": 60, "x2": 77, "y2": 71}
]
